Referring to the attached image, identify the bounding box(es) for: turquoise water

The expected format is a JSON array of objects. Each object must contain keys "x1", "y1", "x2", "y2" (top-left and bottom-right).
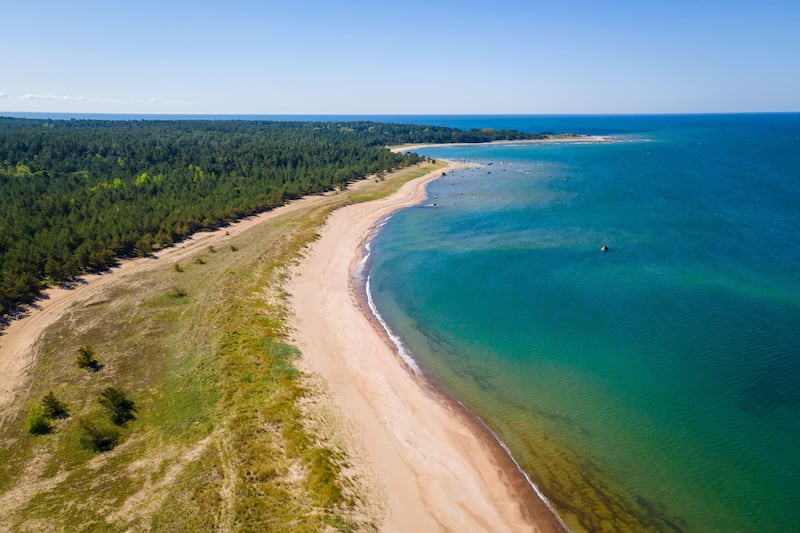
[{"x1": 368, "y1": 115, "x2": 800, "y2": 532}]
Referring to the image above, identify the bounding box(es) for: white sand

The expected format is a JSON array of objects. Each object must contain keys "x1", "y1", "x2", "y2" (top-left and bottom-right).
[
  {"x1": 392, "y1": 135, "x2": 611, "y2": 153},
  {"x1": 289, "y1": 164, "x2": 554, "y2": 531},
  {"x1": 0, "y1": 162, "x2": 563, "y2": 531}
]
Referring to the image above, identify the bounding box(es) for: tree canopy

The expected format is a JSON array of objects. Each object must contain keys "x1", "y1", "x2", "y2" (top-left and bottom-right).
[{"x1": 0, "y1": 117, "x2": 541, "y2": 317}]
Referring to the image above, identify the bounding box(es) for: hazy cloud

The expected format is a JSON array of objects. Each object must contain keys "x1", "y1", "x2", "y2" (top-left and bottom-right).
[
  {"x1": 18, "y1": 93, "x2": 188, "y2": 106},
  {"x1": 20, "y1": 93, "x2": 124, "y2": 103},
  {"x1": 0, "y1": 92, "x2": 7, "y2": 99},
  {"x1": 146, "y1": 97, "x2": 189, "y2": 105},
  {"x1": 21, "y1": 93, "x2": 74, "y2": 101},
  {"x1": 129, "y1": 97, "x2": 189, "y2": 105}
]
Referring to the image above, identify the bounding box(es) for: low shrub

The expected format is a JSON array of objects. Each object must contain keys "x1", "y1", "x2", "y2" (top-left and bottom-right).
[
  {"x1": 168, "y1": 287, "x2": 188, "y2": 299},
  {"x1": 98, "y1": 387, "x2": 137, "y2": 425},
  {"x1": 76, "y1": 346, "x2": 102, "y2": 372},
  {"x1": 26, "y1": 406, "x2": 52, "y2": 435},
  {"x1": 78, "y1": 417, "x2": 121, "y2": 452},
  {"x1": 41, "y1": 391, "x2": 69, "y2": 419}
]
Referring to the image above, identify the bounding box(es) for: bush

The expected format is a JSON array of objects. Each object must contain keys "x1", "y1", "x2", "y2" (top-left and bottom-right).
[
  {"x1": 78, "y1": 417, "x2": 120, "y2": 452},
  {"x1": 26, "y1": 406, "x2": 52, "y2": 435},
  {"x1": 41, "y1": 391, "x2": 69, "y2": 419},
  {"x1": 168, "y1": 287, "x2": 188, "y2": 298},
  {"x1": 98, "y1": 387, "x2": 137, "y2": 425},
  {"x1": 76, "y1": 346, "x2": 102, "y2": 372}
]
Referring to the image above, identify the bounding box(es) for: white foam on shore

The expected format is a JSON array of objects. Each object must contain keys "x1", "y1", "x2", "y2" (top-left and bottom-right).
[
  {"x1": 367, "y1": 265, "x2": 569, "y2": 527},
  {"x1": 365, "y1": 274, "x2": 422, "y2": 375},
  {"x1": 462, "y1": 396, "x2": 570, "y2": 531},
  {"x1": 354, "y1": 241, "x2": 371, "y2": 279},
  {"x1": 357, "y1": 173, "x2": 568, "y2": 530},
  {"x1": 362, "y1": 245, "x2": 569, "y2": 530},
  {"x1": 358, "y1": 218, "x2": 421, "y2": 375},
  {"x1": 354, "y1": 214, "x2": 392, "y2": 278}
]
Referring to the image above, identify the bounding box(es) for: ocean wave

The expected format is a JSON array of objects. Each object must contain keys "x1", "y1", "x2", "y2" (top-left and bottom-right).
[{"x1": 354, "y1": 241, "x2": 371, "y2": 280}]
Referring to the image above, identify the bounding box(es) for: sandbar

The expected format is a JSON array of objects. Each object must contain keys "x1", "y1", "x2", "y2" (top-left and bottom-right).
[{"x1": 392, "y1": 135, "x2": 611, "y2": 153}]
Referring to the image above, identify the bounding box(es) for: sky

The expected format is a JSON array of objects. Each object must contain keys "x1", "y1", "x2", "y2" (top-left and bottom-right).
[{"x1": 1, "y1": 0, "x2": 798, "y2": 115}]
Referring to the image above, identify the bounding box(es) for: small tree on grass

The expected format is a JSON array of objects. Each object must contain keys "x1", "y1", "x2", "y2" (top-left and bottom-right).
[
  {"x1": 76, "y1": 346, "x2": 102, "y2": 372},
  {"x1": 25, "y1": 406, "x2": 52, "y2": 435},
  {"x1": 168, "y1": 287, "x2": 188, "y2": 299},
  {"x1": 78, "y1": 417, "x2": 120, "y2": 452},
  {"x1": 98, "y1": 387, "x2": 137, "y2": 425},
  {"x1": 41, "y1": 391, "x2": 69, "y2": 419}
]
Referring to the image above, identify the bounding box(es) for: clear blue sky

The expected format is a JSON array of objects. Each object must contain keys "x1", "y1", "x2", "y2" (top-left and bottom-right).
[{"x1": 1, "y1": 0, "x2": 798, "y2": 114}]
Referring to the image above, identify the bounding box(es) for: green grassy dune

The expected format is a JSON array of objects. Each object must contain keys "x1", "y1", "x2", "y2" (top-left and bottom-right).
[{"x1": 0, "y1": 162, "x2": 445, "y2": 531}]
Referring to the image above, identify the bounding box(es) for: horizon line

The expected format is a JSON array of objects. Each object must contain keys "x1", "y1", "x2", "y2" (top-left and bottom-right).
[{"x1": 2, "y1": 110, "x2": 799, "y2": 119}]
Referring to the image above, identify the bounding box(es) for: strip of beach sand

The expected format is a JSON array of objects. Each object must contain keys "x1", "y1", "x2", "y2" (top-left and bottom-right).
[
  {"x1": 394, "y1": 134, "x2": 611, "y2": 153},
  {"x1": 289, "y1": 162, "x2": 567, "y2": 532},
  {"x1": 0, "y1": 155, "x2": 568, "y2": 531}
]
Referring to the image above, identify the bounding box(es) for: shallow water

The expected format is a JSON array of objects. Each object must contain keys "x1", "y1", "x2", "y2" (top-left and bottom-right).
[{"x1": 368, "y1": 115, "x2": 800, "y2": 532}]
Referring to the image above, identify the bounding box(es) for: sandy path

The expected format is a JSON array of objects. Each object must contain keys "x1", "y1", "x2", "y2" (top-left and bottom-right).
[
  {"x1": 289, "y1": 165, "x2": 555, "y2": 532},
  {"x1": 0, "y1": 188, "x2": 347, "y2": 425}
]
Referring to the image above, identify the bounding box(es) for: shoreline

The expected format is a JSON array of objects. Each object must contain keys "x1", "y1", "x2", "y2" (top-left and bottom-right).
[
  {"x1": 1, "y1": 160, "x2": 569, "y2": 529},
  {"x1": 289, "y1": 162, "x2": 567, "y2": 531},
  {"x1": 354, "y1": 175, "x2": 569, "y2": 531},
  {"x1": 391, "y1": 134, "x2": 612, "y2": 153},
  {"x1": 355, "y1": 231, "x2": 568, "y2": 532}
]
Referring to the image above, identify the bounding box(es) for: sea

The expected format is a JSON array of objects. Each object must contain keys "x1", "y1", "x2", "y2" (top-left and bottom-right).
[
  {"x1": 364, "y1": 115, "x2": 800, "y2": 532},
  {"x1": 5, "y1": 112, "x2": 799, "y2": 531}
]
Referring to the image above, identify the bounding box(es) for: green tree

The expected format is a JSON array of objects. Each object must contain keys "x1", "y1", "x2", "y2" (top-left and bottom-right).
[
  {"x1": 76, "y1": 346, "x2": 102, "y2": 372},
  {"x1": 25, "y1": 406, "x2": 52, "y2": 435},
  {"x1": 41, "y1": 391, "x2": 69, "y2": 419},
  {"x1": 134, "y1": 234, "x2": 154, "y2": 257},
  {"x1": 0, "y1": 116, "x2": 541, "y2": 320},
  {"x1": 78, "y1": 417, "x2": 120, "y2": 451},
  {"x1": 98, "y1": 387, "x2": 137, "y2": 425}
]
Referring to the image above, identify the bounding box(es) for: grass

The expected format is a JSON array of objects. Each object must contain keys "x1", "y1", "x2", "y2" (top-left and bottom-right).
[{"x1": 0, "y1": 161, "x2": 444, "y2": 531}]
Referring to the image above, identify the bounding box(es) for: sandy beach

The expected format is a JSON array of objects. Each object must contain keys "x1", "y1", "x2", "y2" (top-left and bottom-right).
[
  {"x1": 0, "y1": 161, "x2": 566, "y2": 531},
  {"x1": 289, "y1": 164, "x2": 567, "y2": 532},
  {"x1": 392, "y1": 135, "x2": 611, "y2": 154}
]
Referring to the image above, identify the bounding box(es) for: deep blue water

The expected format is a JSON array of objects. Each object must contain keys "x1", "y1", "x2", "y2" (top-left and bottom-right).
[{"x1": 367, "y1": 115, "x2": 800, "y2": 532}]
